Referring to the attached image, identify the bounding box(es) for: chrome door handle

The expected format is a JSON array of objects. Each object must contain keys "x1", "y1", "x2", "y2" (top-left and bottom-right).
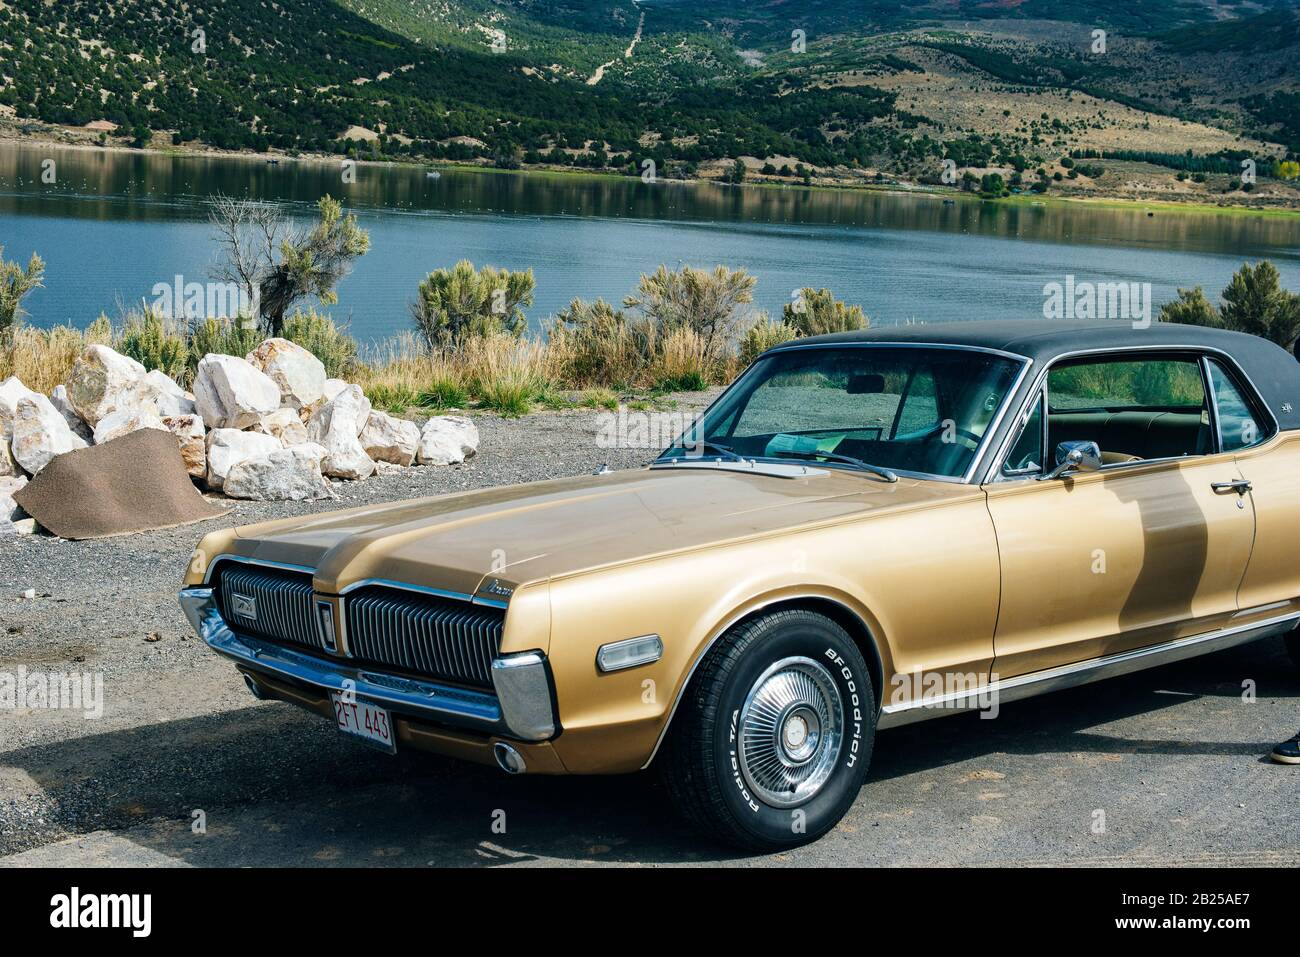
[{"x1": 1211, "y1": 479, "x2": 1252, "y2": 495}]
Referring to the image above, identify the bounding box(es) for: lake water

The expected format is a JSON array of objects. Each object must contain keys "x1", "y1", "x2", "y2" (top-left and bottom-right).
[{"x1": 3, "y1": 142, "x2": 1299, "y2": 349}]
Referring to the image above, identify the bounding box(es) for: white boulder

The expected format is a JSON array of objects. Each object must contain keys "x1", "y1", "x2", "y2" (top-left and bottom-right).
[
  {"x1": 306, "y1": 385, "x2": 374, "y2": 480},
  {"x1": 64, "y1": 345, "x2": 152, "y2": 426},
  {"x1": 299, "y1": 377, "x2": 350, "y2": 424},
  {"x1": 0, "y1": 376, "x2": 39, "y2": 425},
  {"x1": 246, "y1": 338, "x2": 326, "y2": 410},
  {"x1": 143, "y1": 369, "x2": 196, "y2": 417},
  {"x1": 10, "y1": 395, "x2": 88, "y2": 474},
  {"x1": 0, "y1": 379, "x2": 28, "y2": 476},
  {"x1": 0, "y1": 475, "x2": 27, "y2": 530},
  {"x1": 360, "y1": 410, "x2": 420, "y2": 466},
  {"x1": 193, "y1": 354, "x2": 281, "y2": 429},
  {"x1": 322, "y1": 378, "x2": 349, "y2": 403},
  {"x1": 249, "y1": 408, "x2": 309, "y2": 447},
  {"x1": 0, "y1": 428, "x2": 15, "y2": 478},
  {"x1": 417, "y1": 415, "x2": 480, "y2": 466},
  {"x1": 49, "y1": 385, "x2": 93, "y2": 443},
  {"x1": 92, "y1": 407, "x2": 168, "y2": 446},
  {"x1": 204, "y1": 428, "x2": 281, "y2": 491},
  {"x1": 223, "y1": 446, "x2": 335, "y2": 501},
  {"x1": 163, "y1": 414, "x2": 207, "y2": 479}
]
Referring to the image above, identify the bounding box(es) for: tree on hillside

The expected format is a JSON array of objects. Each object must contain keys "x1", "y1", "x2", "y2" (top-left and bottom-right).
[
  {"x1": 410, "y1": 260, "x2": 535, "y2": 351},
  {"x1": 1159, "y1": 261, "x2": 1300, "y2": 350},
  {"x1": 624, "y1": 265, "x2": 756, "y2": 364},
  {"x1": 210, "y1": 194, "x2": 370, "y2": 336},
  {"x1": 0, "y1": 246, "x2": 45, "y2": 339},
  {"x1": 782, "y1": 288, "x2": 868, "y2": 336}
]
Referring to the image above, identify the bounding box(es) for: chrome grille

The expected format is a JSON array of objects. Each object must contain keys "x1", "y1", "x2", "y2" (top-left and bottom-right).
[
  {"x1": 344, "y1": 586, "x2": 502, "y2": 689},
  {"x1": 215, "y1": 563, "x2": 327, "y2": 651}
]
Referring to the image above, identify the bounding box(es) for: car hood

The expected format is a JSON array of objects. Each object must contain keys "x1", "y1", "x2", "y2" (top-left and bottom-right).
[{"x1": 226, "y1": 464, "x2": 966, "y2": 596}]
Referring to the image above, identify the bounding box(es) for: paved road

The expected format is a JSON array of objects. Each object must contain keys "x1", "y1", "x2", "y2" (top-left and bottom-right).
[{"x1": 3, "y1": 634, "x2": 1296, "y2": 867}]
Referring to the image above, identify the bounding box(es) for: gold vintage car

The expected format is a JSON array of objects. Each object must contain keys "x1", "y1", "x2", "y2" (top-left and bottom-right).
[{"x1": 180, "y1": 319, "x2": 1300, "y2": 850}]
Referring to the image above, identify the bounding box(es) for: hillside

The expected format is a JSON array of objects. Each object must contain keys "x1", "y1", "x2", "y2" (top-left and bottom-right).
[{"x1": 0, "y1": 0, "x2": 1297, "y2": 204}]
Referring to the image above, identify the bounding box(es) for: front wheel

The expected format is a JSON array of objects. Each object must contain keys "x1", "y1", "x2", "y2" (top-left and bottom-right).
[
  {"x1": 1286, "y1": 626, "x2": 1300, "y2": 673},
  {"x1": 661, "y1": 609, "x2": 876, "y2": 851}
]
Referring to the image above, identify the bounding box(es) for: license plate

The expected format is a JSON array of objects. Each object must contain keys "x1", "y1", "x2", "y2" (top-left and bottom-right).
[{"x1": 330, "y1": 692, "x2": 396, "y2": 754}]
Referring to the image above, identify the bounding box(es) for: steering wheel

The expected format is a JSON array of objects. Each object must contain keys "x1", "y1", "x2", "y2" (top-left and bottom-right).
[{"x1": 1008, "y1": 450, "x2": 1040, "y2": 472}]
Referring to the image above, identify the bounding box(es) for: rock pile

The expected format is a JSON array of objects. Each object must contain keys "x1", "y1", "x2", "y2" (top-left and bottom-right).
[{"x1": 1, "y1": 339, "x2": 479, "y2": 534}]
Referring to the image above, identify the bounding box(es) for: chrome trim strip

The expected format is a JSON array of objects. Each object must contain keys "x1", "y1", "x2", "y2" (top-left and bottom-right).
[
  {"x1": 978, "y1": 343, "x2": 1281, "y2": 485},
  {"x1": 649, "y1": 459, "x2": 831, "y2": 479},
  {"x1": 765, "y1": 340, "x2": 1032, "y2": 363},
  {"x1": 338, "y1": 576, "x2": 505, "y2": 608},
  {"x1": 200, "y1": 553, "x2": 315, "y2": 585},
  {"x1": 203, "y1": 559, "x2": 508, "y2": 609},
  {"x1": 180, "y1": 587, "x2": 555, "y2": 742},
  {"x1": 876, "y1": 610, "x2": 1300, "y2": 728}
]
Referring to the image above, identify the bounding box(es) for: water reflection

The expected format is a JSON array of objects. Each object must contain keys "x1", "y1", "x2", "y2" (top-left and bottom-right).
[{"x1": 2, "y1": 142, "x2": 1298, "y2": 340}]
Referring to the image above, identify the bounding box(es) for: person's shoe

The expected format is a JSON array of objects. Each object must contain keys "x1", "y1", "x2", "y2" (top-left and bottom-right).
[{"x1": 1271, "y1": 733, "x2": 1300, "y2": 765}]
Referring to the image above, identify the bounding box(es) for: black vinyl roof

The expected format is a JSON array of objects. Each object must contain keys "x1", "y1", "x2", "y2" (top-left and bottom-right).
[{"x1": 784, "y1": 319, "x2": 1300, "y2": 432}]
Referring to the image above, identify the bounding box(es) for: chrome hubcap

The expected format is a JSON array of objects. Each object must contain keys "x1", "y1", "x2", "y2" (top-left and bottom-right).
[{"x1": 738, "y1": 656, "x2": 844, "y2": 808}]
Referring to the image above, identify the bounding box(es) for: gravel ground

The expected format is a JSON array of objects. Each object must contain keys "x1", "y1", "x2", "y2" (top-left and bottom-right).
[{"x1": 1, "y1": 395, "x2": 1297, "y2": 867}]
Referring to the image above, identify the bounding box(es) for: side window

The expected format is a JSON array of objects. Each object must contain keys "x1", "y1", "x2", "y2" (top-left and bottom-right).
[
  {"x1": 1046, "y1": 356, "x2": 1210, "y2": 462},
  {"x1": 1207, "y1": 359, "x2": 1266, "y2": 451},
  {"x1": 1001, "y1": 391, "x2": 1044, "y2": 477}
]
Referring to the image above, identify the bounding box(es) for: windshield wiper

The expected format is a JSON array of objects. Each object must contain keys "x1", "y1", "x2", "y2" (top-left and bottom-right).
[
  {"x1": 672, "y1": 440, "x2": 745, "y2": 462},
  {"x1": 774, "y1": 449, "x2": 898, "y2": 483}
]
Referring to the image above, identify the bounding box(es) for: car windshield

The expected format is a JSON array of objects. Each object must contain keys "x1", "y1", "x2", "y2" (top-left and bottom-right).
[{"x1": 660, "y1": 345, "x2": 1023, "y2": 479}]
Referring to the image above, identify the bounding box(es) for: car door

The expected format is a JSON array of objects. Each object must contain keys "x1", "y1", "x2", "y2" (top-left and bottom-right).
[
  {"x1": 1204, "y1": 356, "x2": 1300, "y2": 616},
  {"x1": 982, "y1": 351, "x2": 1256, "y2": 679}
]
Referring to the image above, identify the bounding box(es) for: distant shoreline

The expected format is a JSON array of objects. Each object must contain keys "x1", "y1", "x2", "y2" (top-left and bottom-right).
[{"x1": 4, "y1": 127, "x2": 1298, "y2": 221}]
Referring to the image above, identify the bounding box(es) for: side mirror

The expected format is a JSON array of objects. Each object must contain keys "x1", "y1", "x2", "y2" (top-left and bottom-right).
[{"x1": 1040, "y1": 440, "x2": 1102, "y2": 481}]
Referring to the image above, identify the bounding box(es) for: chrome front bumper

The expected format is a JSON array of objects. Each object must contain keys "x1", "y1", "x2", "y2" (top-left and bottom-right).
[{"x1": 179, "y1": 587, "x2": 557, "y2": 742}]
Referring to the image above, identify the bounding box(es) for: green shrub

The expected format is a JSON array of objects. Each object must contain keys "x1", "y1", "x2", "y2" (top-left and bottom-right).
[
  {"x1": 416, "y1": 376, "x2": 469, "y2": 410},
  {"x1": 782, "y1": 289, "x2": 867, "y2": 337},
  {"x1": 119, "y1": 307, "x2": 189, "y2": 382},
  {"x1": 0, "y1": 247, "x2": 45, "y2": 340},
  {"x1": 624, "y1": 264, "x2": 756, "y2": 365},
  {"x1": 477, "y1": 379, "x2": 534, "y2": 417},
  {"x1": 1157, "y1": 286, "x2": 1220, "y2": 328},
  {"x1": 1159, "y1": 260, "x2": 1299, "y2": 347},
  {"x1": 580, "y1": 388, "x2": 619, "y2": 411},
  {"x1": 547, "y1": 298, "x2": 647, "y2": 387},
  {"x1": 653, "y1": 370, "x2": 708, "y2": 393},
  {"x1": 364, "y1": 383, "x2": 420, "y2": 413},
  {"x1": 188, "y1": 315, "x2": 264, "y2": 373},
  {"x1": 410, "y1": 260, "x2": 535, "y2": 350},
  {"x1": 282, "y1": 308, "x2": 359, "y2": 378},
  {"x1": 740, "y1": 314, "x2": 801, "y2": 365}
]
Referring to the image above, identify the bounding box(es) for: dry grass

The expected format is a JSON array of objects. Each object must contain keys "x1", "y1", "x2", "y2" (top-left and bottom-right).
[
  {"x1": 646, "y1": 326, "x2": 713, "y2": 390},
  {"x1": 0, "y1": 319, "x2": 112, "y2": 394},
  {"x1": 5, "y1": 314, "x2": 748, "y2": 418},
  {"x1": 355, "y1": 322, "x2": 743, "y2": 415}
]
